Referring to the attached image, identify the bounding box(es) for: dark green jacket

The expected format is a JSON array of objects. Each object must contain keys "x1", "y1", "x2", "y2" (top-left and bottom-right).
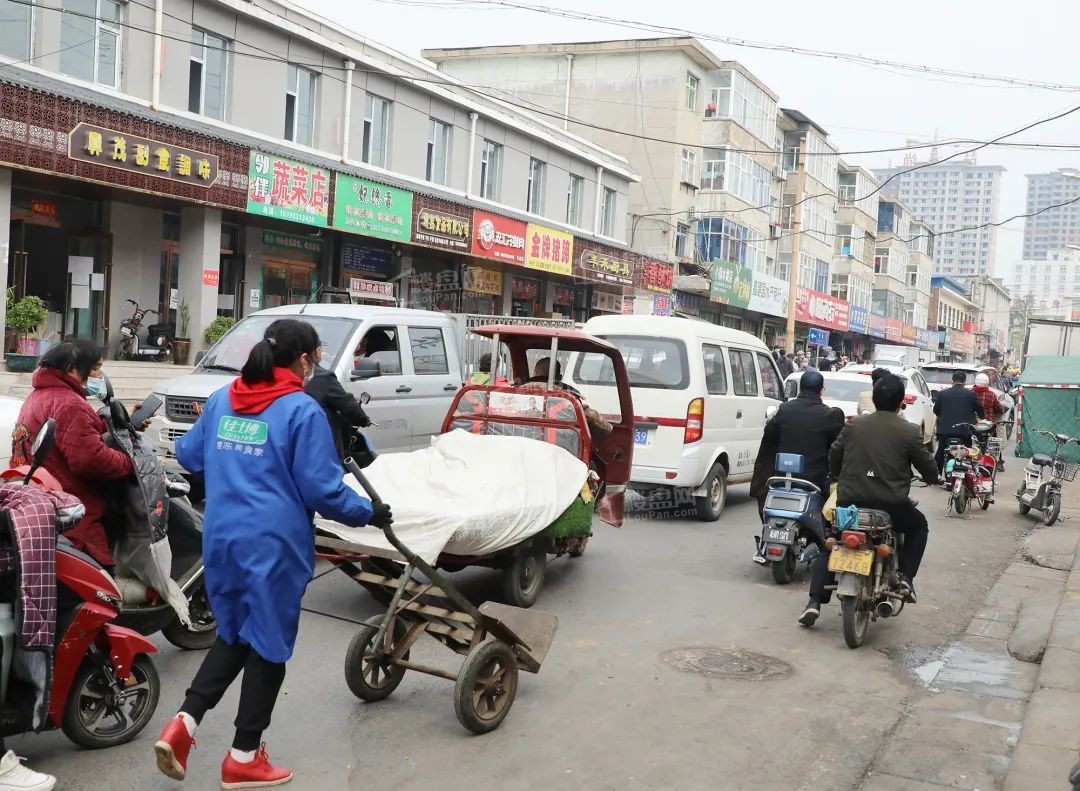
[{"x1": 829, "y1": 410, "x2": 939, "y2": 506}]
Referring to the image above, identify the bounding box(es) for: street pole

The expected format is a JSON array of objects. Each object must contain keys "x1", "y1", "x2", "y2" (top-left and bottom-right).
[{"x1": 784, "y1": 136, "x2": 808, "y2": 349}]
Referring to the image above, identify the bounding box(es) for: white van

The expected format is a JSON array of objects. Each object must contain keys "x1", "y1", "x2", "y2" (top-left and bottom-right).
[
  {"x1": 147, "y1": 304, "x2": 464, "y2": 470},
  {"x1": 564, "y1": 315, "x2": 785, "y2": 520}
]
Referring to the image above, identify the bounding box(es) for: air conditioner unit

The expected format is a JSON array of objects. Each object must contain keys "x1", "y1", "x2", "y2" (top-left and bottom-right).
[{"x1": 773, "y1": 165, "x2": 785, "y2": 180}]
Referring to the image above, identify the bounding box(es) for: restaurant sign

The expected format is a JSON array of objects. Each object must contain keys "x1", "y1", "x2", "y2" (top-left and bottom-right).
[
  {"x1": 472, "y1": 211, "x2": 526, "y2": 265},
  {"x1": 525, "y1": 223, "x2": 574, "y2": 276},
  {"x1": 795, "y1": 286, "x2": 850, "y2": 332},
  {"x1": 70, "y1": 122, "x2": 219, "y2": 187},
  {"x1": 578, "y1": 250, "x2": 633, "y2": 286},
  {"x1": 463, "y1": 266, "x2": 503, "y2": 296},
  {"x1": 637, "y1": 258, "x2": 674, "y2": 294},
  {"x1": 592, "y1": 290, "x2": 623, "y2": 313},
  {"x1": 262, "y1": 230, "x2": 323, "y2": 257},
  {"x1": 332, "y1": 175, "x2": 412, "y2": 241},
  {"x1": 413, "y1": 202, "x2": 470, "y2": 252}
]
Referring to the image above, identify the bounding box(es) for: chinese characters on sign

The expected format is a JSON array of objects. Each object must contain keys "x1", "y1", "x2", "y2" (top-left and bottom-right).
[
  {"x1": 591, "y1": 290, "x2": 623, "y2": 313},
  {"x1": 578, "y1": 250, "x2": 633, "y2": 286},
  {"x1": 901, "y1": 323, "x2": 918, "y2": 343},
  {"x1": 261, "y1": 230, "x2": 324, "y2": 257},
  {"x1": 69, "y1": 122, "x2": 219, "y2": 187},
  {"x1": 552, "y1": 285, "x2": 577, "y2": 306},
  {"x1": 472, "y1": 211, "x2": 526, "y2": 265},
  {"x1": 848, "y1": 305, "x2": 869, "y2": 335},
  {"x1": 463, "y1": 266, "x2": 503, "y2": 296},
  {"x1": 202, "y1": 269, "x2": 219, "y2": 287},
  {"x1": 915, "y1": 327, "x2": 930, "y2": 349},
  {"x1": 247, "y1": 151, "x2": 329, "y2": 228},
  {"x1": 675, "y1": 291, "x2": 701, "y2": 316},
  {"x1": 413, "y1": 204, "x2": 470, "y2": 252},
  {"x1": 746, "y1": 271, "x2": 788, "y2": 319},
  {"x1": 512, "y1": 277, "x2": 541, "y2": 301},
  {"x1": 332, "y1": 174, "x2": 412, "y2": 242},
  {"x1": 30, "y1": 199, "x2": 57, "y2": 219},
  {"x1": 885, "y1": 319, "x2": 903, "y2": 343},
  {"x1": 794, "y1": 286, "x2": 850, "y2": 332},
  {"x1": 524, "y1": 223, "x2": 574, "y2": 276},
  {"x1": 868, "y1": 312, "x2": 888, "y2": 339},
  {"x1": 710, "y1": 259, "x2": 752, "y2": 310},
  {"x1": 652, "y1": 294, "x2": 673, "y2": 317},
  {"x1": 348, "y1": 278, "x2": 395, "y2": 299},
  {"x1": 342, "y1": 244, "x2": 390, "y2": 276},
  {"x1": 637, "y1": 258, "x2": 674, "y2": 294}
]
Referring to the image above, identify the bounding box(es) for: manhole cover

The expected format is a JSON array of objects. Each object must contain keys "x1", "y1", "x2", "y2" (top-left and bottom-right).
[{"x1": 659, "y1": 647, "x2": 792, "y2": 680}]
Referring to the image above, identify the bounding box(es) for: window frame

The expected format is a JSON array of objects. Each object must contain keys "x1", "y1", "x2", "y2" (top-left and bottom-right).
[
  {"x1": 675, "y1": 222, "x2": 690, "y2": 258},
  {"x1": 426, "y1": 117, "x2": 450, "y2": 185},
  {"x1": 0, "y1": 0, "x2": 33, "y2": 61},
  {"x1": 685, "y1": 71, "x2": 699, "y2": 111},
  {"x1": 756, "y1": 352, "x2": 782, "y2": 401},
  {"x1": 701, "y1": 343, "x2": 728, "y2": 395},
  {"x1": 284, "y1": 64, "x2": 317, "y2": 146},
  {"x1": 189, "y1": 28, "x2": 229, "y2": 121},
  {"x1": 480, "y1": 139, "x2": 502, "y2": 201},
  {"x1": 362, "y1": 93, "x2": 391, "y2": 168},
  {"x1": 60, "y1": 0, "x2": 122, "y2": 88},
  {"x1": 599, "y1": 187, "x2": 617, "y2": 237},
  {"x1": 566, "y1": 173, "x2": 583, "y2": 226},
  {"x1": 680, "y1": 148, "x2": 697, "y2": 186},
  {"x1": 407, "y1": 326, "x2": 450, "y2": 375},
  {"x1": 728, "y1": 349, "x2": 759, "y2": 397},
  {"x1": 527, "y1": 157, "x2": 545, "y2": 214}
]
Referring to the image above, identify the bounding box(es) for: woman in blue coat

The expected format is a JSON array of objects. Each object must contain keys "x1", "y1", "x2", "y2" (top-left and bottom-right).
[{"x1": 154, "y1": 318, "x2": 391, "y2": 789}]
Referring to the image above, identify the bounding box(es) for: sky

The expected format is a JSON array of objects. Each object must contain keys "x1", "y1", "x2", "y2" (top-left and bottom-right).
[{"x1": 302, "y1": 0, "x2": 1080, "y2": 281}]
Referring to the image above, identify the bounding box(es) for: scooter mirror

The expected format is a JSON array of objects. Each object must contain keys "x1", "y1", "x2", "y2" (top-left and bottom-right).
[
  {"x1": 25, "y1": 418, "x2": 56, "y2": 485},
  {"x1": 359, "y1": 392, "x2": 371, "y2": 405},
  {"x1": 104, "y1": 375, "x2": 115, "y2": 403}
]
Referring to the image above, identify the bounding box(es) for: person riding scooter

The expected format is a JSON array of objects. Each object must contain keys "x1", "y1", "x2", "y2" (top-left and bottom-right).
[{"x1": 305, "y1": 343, "x2": 371, "y2": 461}]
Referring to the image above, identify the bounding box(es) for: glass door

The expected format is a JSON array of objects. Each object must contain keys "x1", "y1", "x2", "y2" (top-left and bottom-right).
[
  {"x1": 67, "y1": 234, "x2": 109, "y2": 342},
  {"x1": 159, "y1": 243, "x2": 180, "y2": 326}
]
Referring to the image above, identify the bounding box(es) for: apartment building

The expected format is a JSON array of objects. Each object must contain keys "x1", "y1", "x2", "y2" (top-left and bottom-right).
[
  {"x1": 1023, "y1": 169, "x2": 1080, "y2": 259},
  {"x1": 953, "y1": 274, "x2": 1011, "y2": 360},
  {"x1": 1012, "y1": 249, "x2": 1080, "y2": 319},
  {"x1": 831, "y1": 163, "x2": 878, "y2": 342},
  {"x1": 0, "y1": 0, "x2": 644, "y2": 350}
]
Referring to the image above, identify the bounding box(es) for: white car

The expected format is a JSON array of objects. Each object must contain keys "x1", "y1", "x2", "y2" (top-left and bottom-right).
[
  {"x1": 839, "y1": 364, "x2": 938, "y2": 448},
  {"x1": 782, "y1": 370, "x2": 874, "y2": 422},
  {"x1": 0, "y1": 396, "x2": 22, "y2": 468},
  {"x1": 918, "y1": 363, "x2": 1015, "y2": 422}
]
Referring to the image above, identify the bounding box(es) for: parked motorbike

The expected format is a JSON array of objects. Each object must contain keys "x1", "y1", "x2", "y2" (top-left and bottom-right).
[
  {"x1": 1017, "y1": 429, "x2": 1079, "y2": 527},
  {"x1": 945, "y1": 421, "x2": 1010, "y2": 514},
  {"x1": 753, "y1": 453, "x2": 826, "y2": 584},
  {"x1": 115, "y1": 299, "x2": 173, "y2": 362},
  {"x1": 0, "y1": 420, "x2": 161, "y2": 748}
]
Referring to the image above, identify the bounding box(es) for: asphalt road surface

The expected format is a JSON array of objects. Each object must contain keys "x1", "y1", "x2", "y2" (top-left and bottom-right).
[{"x1": 18, "y1": 472, "x2": 1029, "y2": 791}]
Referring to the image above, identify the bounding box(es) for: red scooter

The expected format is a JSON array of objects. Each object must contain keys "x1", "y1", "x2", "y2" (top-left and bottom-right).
[
  {"x1": 0, "y1": 420, "x2": 160, "y2": 748},
  {"x1": 944, "y1": 421, "x2": 1005, "y2": 514}
]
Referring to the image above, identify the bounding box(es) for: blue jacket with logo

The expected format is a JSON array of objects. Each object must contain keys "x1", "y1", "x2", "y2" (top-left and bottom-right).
[{"x1": 175, "y1": 388, "x2": 374, "y2": 662}]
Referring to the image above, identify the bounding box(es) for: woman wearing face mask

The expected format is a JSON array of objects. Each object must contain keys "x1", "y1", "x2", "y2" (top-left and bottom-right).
[
  {"x1": 155, "y1": 318, "x2": 391, "y2": 789},
  {"x1": 10, "y1": 338, "x2": 133, "y2": 567}
]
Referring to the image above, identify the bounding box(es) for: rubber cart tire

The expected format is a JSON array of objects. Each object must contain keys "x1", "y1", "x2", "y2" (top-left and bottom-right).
[
  {"x1": 344, "y1": 615, "x2": 409, "y2": 702},
  {"x1": 501, "y1": 545, "x2": 545, "y2": 608},
  {"x1": 454, "y1": 640, "x2": 518, "y2": 734}
]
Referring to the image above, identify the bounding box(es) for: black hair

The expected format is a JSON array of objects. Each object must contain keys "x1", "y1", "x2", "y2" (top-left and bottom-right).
[
  {"x1": 952, "y1": 370, "x2": 967, "y2": 384},
  {"x1": 39, "y1": 338, "x2": 103, "y2": 379},
  {"x1": 872, "y1": 373, "x2": 906, "y2": 412},
  {"x1": 241, "y1": 319, "x2": 320, "y2": 384},
  {"x1": 800, "y1": 369, "x2": 825, "y2": 394},
  {"x1": 478, "y1": 352, "x2": 492, "y2": 373},
  {"x1": 871, "y1": 367, "x2": 889, "y2": 384}
]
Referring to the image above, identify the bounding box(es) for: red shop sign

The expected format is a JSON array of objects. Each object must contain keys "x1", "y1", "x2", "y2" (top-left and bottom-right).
[
  {"x1": 795, "y1": 286, "x2": 850, "y2": 332},
  {"x1": 901, "y1": 323, "x2": 918, "y2": 343},
  {"x1": 202, "y1": 269, "x2": 219, "y2": 287},
  {"x1": 637, "y1": 258, "x2": 674, "y2": 294},
  {"x1": 552, "y1": 285, "x2": 577, "y2": 305},
  {"x1": 472, "y1": 210, "x2": 526, "y2": 265},
  {"x1": 31, "y1": 199, "x2": 58, "y2": 219},
  {"x1": 512, "y1": 277, "x2": 540, "y2": 301},
  {"x1": 886, "y1": 319, "x2": 903, "y2": 342}
]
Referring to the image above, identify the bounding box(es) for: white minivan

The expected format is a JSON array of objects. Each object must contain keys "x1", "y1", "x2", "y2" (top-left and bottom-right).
[
  {"x1": 565, "y1": 315, "x2": 785, "y2": 521},
  {"x1": 147, "y1": 304, "x2": 464, "y2": 471}
]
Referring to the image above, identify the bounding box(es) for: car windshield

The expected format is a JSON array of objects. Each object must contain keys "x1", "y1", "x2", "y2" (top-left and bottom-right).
[
  {"x1": 922, "y1": 367, "x2": 974, "y2": 384},
  {"x1": 821, "y1": 378, "x2": 873, "y2": 403},
  {"x1": 198, "y1": 315, "x2": 360, "y2": 373},
  {"x1": 573, "y1": 335, "x2": 688, "y2": 390}
]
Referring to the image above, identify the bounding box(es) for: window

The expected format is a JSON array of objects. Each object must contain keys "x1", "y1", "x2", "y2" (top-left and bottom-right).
[
  {"x1": 702, "y1": 345, "x2": 728, "y2": 394},
  {"x1": 60, "y1": 0, "x2": 120, "y2": 88},
  {"x1": 701, "y1": 149, "x2": 725, "y2": 191},
  {"x1": 574, "y1": 335, "x2": 688, "y2": 390},
  {"x1": 680, "y1": 148, "x2": 697, "y2": 186},
  {"x1": 480, "y1": 140, "x2": 501, "y2": 200},
  {"x1": 425, "y1": 118, "x2": 450, "y2": 185},
  {"x1": 685, "y1": 71, "x2": 699, "y2": 111},
  {"x1": 527, "y1": 158, "x2": 545, "y2": 213},
  {"x1": 189, "y1": 29, "x2": 228, "y2": 120},
  {"x1": 0, "y1": 0, "x2": 32, "y2": 60},
  {"x1": 728, "y1": 350, "x2": 758, "y2": 396},
  {"x1": 696, "y1": 217, "x2": 767, "y2": 272},
  {"x1": 362, "y1": 94, "x2": 390, "y2": 167},
  {"x1": 358, "y1": 326, "x2": 401, "y2": 375},
  {"x1": 708, "y1": 70, "x2": 777, "y2": 144},
  {"x1": 600, "y1": 187, "x2": 616, "y2": 237},
  {"x1": 284, "y1": 65, "x2": 317, "y2": 146},
  {"x1": 409, "y1": 327, "x2": 449, "y2": 374},
  {"x1": 756, "y1": 353, "x2": 782, "y2": 400},
  {"x1": 675, "y1": 222, "x2": 689, "y2": 258},
  {"x1": 700, "y1": 148, "x2": 770, "y2": 206},
  {"x1": 566, "y1": 174, "x2": 583, "y2": 226}
]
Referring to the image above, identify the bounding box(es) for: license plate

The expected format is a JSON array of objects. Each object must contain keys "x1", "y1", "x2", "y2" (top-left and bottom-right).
[
  {"x1": 120, "y1": 326, "x2": 134, "y2": 337},
  {"x1": 828, "y1": 547, "x2": 874, "y2": 575},
  {"x1": 633, "y1": 428, "x2": 652, "y2": 447},
  {"x1": 766, "y1": 526, "x2": 795, "y2": 544}
]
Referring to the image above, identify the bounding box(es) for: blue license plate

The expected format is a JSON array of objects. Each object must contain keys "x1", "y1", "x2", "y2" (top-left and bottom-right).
[{"x1": 633, "y1": 428, "x2": 650, "y2": 446}]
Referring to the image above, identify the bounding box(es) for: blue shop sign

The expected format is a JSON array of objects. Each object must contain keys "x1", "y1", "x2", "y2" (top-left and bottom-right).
[{"x1": 342, "y1": 243, "x2": 390, "y2": 275}]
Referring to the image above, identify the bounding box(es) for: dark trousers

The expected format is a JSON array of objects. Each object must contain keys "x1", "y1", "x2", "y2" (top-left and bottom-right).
[
  {"x1": 181, "y1": 637, "x2": 287, "y2": 752},
  {"x1": 935, "y1": 433, "x2": 971, "y2": 475},
  {"x1": 810, "y1": 500, "x2": 929, "y2": 604}
]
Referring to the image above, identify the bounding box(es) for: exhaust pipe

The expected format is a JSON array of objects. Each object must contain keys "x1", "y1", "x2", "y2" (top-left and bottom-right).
[{"x1": 876, "y1": 600, "x2": 895, "y2": 618}]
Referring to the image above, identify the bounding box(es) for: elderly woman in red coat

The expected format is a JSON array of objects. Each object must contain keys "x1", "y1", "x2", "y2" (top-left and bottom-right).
[{"x1": 11, "y1": 339, "x2": 132, "y2": 567}]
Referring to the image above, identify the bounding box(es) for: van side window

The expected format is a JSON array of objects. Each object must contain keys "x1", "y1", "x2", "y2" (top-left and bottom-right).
[
  {"x1": 728, "y1": 350, "x2": 758, "y2": 396},
  {"x1": 756, "y1": 353, "x2": 782, "y2": 401},
  {"x1": 701, "y1": 344, "x2": 727, "y2": 394},
  {"x1": 356, "y1": 326, "x2": 402, "y2": 375},
  {"x1": 409, "y1": 327, "x2": 449, "y2": 374}
]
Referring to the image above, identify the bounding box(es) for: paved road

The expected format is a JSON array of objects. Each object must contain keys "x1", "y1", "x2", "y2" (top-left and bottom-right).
[{"x1": 19, "y1": 472, "x2": 1031, "y2": 791}]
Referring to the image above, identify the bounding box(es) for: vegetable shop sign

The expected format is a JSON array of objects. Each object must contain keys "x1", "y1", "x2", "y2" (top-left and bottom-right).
[
  {"x1": 332, "y1": 175, "x2": 412, "y2": 242},
  {"x1": 247, "y1": 151, "x2": 328, "y2": 227},
  {"x1": 710, "y1": 259, "x2": 751, "y2": 310},
  {"x1": 70, "y1": 122, "x2": 219, "y2": 187}
]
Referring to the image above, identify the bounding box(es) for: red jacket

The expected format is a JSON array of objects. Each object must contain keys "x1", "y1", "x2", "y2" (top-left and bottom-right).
[
  {"x1": 10, "y1": 368, "x2": 133, "y2": 565},
  {"x1": 972, "y1": 384, "x2": 1004, "y2": 419}
]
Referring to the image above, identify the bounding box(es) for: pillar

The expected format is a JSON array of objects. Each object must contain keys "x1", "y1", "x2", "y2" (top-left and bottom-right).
[
  {"x1": 242, "y1": 225, "x2": 263, "y2": 317},
  {"x1": 178, "y1": 206, "x2": 221, "y2": 349},
  {"x1": 107, "y1": 202, "x2": 161, "y2": 356},
  {"x1": 0, "y1": 169, "x2": 11, "y2": 358}
]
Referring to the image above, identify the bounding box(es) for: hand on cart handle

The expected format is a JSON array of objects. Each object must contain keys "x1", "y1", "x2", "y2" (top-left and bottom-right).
[{"x1": 370, "y1": 502, "x2": 393, "y2": 529}]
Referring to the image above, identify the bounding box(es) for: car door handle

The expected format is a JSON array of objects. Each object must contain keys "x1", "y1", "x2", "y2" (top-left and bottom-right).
[
  {"x1": 444, "y1": 384, "x2": 458, "y2": 391},
  {"x1": 396, "y1": 385, "x2": 412, "y2": 393},
  {"x1": 736, "y1": 410, "x2": 743, "y2": 419}
]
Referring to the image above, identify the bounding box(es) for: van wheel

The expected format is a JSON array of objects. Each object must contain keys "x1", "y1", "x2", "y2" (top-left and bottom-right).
[{"x1": 695, "y1": 465, "x2": 727, "y2": 521}]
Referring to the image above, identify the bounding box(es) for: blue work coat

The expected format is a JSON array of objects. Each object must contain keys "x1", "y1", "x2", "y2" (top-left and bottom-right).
[{"x1": 176, "y1": 389, "x2": 374, "y2": 662}]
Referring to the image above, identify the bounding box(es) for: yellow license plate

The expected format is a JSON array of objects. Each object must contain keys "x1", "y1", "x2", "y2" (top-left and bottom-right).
[{"x1": 828, "y1": 547, "x2": 875, "y2": 575}]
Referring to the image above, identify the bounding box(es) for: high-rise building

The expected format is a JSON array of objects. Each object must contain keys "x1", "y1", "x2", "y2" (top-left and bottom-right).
[
  {"x1": 1022, "y1": 169, "x2": 1080, "y2": 259},
  {"x1": 872, "y1": 160, "x2": 1004, "y2": 277}
]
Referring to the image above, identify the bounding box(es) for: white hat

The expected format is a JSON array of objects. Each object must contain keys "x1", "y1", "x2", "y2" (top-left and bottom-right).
[{"x1": 975, "y1": 372, "x2": 990, "y2": 386}]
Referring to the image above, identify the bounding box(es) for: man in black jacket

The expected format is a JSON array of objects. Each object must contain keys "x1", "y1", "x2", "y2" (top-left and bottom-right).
[
  {"x1": 775, "y1": 348, "x2": 795, "y2": 379},
  {"x1": 933, "y1": 370, "x2": 985, "y2": 474},
  {"x1": 305, "y1": 345, "x2": 371, "y2": 461}
]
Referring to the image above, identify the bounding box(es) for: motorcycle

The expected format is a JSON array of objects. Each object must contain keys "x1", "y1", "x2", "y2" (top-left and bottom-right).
[
  {"x1": 753, "y1": 453, "x2": 826, "y2": 584},
  {"x1": 115, "y1": 299, "x2": 173, "y2": 362},
  {"x1": 0, "y1": 420, "x2": 161, "y2": 748},
  {"x1": 945, "y1": 421, "x2": 1010, "y2": 514},
  {"x1": 1017, "y1": 429, "x2": 1079, "y2": 527}
]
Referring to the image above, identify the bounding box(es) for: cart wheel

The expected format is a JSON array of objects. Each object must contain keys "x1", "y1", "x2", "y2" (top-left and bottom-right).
[
  {"x1": 344, "y1": 615, "x2": 409, "y2": 702},
  {"x1": 454, "y1": 640, "x2": 518, "y2": 734},
  {"x1": 501, "y1": 545, "x2": 545, "y2": 608}
]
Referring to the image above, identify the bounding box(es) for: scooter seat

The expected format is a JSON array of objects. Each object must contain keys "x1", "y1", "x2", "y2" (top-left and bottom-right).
[
  {"x1": 115, "y1": 577, "x2": 151, "y2": 605},
  {"x1": 1031, "y1": 454, "x2": 1054, "y2": 467}
]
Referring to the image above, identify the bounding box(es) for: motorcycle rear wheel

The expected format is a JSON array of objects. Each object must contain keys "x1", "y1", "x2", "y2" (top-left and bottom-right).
[
  {"x1": 770, "y1": 550, "x2": 796, "y2": 585},
  {"x1": 1044, "y1": 493, "x2": 1061, "y2": 527},
  {"x1": 162, "y1": 584, "x2": 217, "y2": 650},
  {"x1": 841, "y1": 595, "x2": 870, "y2": 649}
]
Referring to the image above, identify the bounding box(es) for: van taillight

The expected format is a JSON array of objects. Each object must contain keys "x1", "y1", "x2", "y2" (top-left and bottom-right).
[{"x1": 684, "y1": 398, "x2": 704, "y2": 444}]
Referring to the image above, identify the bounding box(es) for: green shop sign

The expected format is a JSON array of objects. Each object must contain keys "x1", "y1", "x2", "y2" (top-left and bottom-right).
[
  {"x1": 709, "y1": 259, "x2": 752, "y2": 310},
  {"x1": 246, "y1": 151, "x2": 329, "y2": 228},
  {"x1": 261, "y1": 230, "x2": 324, "y2": 258},
  {"x1": 332, "y1": 175, "x2": 412, "y2": 242}
]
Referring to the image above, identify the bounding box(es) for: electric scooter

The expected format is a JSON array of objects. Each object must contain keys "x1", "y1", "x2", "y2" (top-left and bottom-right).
[
  {"x1": 753, "y1": 453, "x2": 826, "y2": 584},
  {"x1": 115, "y1": 299, "x2": 173, "y2": 362},
  {"x1": 1017, "y1": 429, "x2": 1079, "y2": 526}
]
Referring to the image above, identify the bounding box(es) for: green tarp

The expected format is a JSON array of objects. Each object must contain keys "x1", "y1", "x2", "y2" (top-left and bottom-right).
[
  {"x1": 1017, "y1": 356, "x2": 1080, "y2": 459},
  {"x1": 1020, "y1": 356, "x2": 1080, "y2": 387}
]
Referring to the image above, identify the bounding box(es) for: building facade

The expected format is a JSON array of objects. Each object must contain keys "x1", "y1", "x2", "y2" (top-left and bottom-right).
[
  {"x1": 929, "y1": 276, "x2": 978, "y2": 361},
  {"x1": 953, "y1": 274, "x2": 1011, "y2": 361},
  {"x1": 1023, "y1": 169, "x2": 1080, "y2": 259},
  {"x1": 1011, "y1": 249, "x2": 1080, "y2": 319}
]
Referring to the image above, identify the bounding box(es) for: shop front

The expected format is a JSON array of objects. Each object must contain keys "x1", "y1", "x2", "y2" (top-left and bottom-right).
[
  {"x1": 258, "y1": 229, "x2": 323, "y2": 308},
  {"x1": 462, "y1": 264, "x2": 503, "y2": 314},
  {"x1": 794, "y1": 285, "x2": 850, "y2": 356}
]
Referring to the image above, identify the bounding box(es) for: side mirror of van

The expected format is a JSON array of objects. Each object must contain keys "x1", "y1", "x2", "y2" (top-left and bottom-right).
[
  {"x1": 194, "y1": 350, "x2": 207, "y2": 366},
  {"x1": 351, "y1": 358, "x2": 382, "y2": 381}
]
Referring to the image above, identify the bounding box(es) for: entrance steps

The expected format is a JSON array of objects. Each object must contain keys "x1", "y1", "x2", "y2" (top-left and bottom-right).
[{"x1": 0, "y1": 360, "x2": 192, "y2": 403}]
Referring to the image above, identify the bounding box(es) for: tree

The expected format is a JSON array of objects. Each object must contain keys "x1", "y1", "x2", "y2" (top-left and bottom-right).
[{"x1": 1009, "y1": 295, "x2": 1034, "y2": 352}]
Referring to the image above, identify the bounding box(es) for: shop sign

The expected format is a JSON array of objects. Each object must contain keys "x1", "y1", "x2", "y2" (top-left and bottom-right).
[
  {"x1": 591, "y1": 290, "x2": 623, "y2": 313},
  {"x1": 349, "y1": 277, "x2": 394, "y2": 299},
  {"x1": 246, "y1": 151, "x2": 328, "y2": 227},
  {"x1": 709, "y1": 259, "x2": 751, "y2": 310},
  {"x1": 261, "y1": 230, "x2": 324, "y2": 257},
  {"x1": 848, "y1": 305, "x2": 869, "y2": 335},
  {"x1": 955, "y1": 330, "x2": 974, "y2": 354},
  {"x1": 342, "y1": 244, "x2": 390, "y2": 276},
  {"x1": 622, "y1": 298, "x2": 634, "y2": 315},
  {"x1": 463, "y1": 266, "x2": 503, "y2": 296},
  {"x1": 807, "y1": 328, "x2": 830, "y2": 346},
  {"x1": 885, "y1": 319, "x2": 903, "y2": 342},
  {"x1": 552, "y1": 285, "x2": 577, "y2": 306},
  {"x1": 675, "y1": 290, "x2": 701, "y2": 316},
  {"x1": 578, "y1": 250, "x2": 633, "y2": 286},
  {"x1": 901, "y1": 323, "x2": 918, "y2": 343},
  {"x1": 202, "y1": 269, "x2": 219, "y2": 287},
  {"x1": 31, "y1": 199, "x2": 57, "y2": 219},
  {"x1": 525, "y1": 223, "x2": 574, "y2": 276},
  {"x1": 472, "y1": 211, "x2": 526, "y2": 265},
  {"x1": 413, "y1": 203, "x2": 470, "y2": 252},
  {"x1": 916, "y1": 327, "x2": 930, "y2": 349},
  {"x1": 332, "y1": 174, "x2": 412, "y2": 241},
  {"x1": 747, "y1": 271, "x2": 788, "y2": 319},
  {"x1": 963, "y1": 320, "x2": 976, "y2": 333},
  {"x1": 652, "y1": 294, "x2": 673, "y2": 317},
  {"x1": 795, "y1": 286, "x2": 850, "y2": 332},
  {"x1": 512, "y1": 276, "x2": 541, "y2": 301},
  {"x1": 637, "y1": 258, "x2": 674, "y2": 294},
  {"x1": 868, "y1": 312, "x2": 888, "y2": 339},
  {"x1": 70, "y1": 122, "x2": 220, "y2": 188}
]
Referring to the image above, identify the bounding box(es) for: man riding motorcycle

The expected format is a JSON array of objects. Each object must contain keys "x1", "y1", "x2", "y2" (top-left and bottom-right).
[
  {"x1": 972, "y1": 372, "x2": 1006, "y2": 470},
  {"x1": 799, "y1": 373, "x2": 940, "y2": 627},
  {"x1": 933, "y1": 370, "x2": 985, "y2": 475}
]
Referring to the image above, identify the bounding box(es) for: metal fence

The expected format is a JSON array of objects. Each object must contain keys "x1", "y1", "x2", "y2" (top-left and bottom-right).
[{"x1": 450, "y1": 313, "x2": 577, "y2": 378}]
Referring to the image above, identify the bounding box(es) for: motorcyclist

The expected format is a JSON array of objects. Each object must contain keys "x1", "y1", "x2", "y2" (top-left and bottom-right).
[
  {"x1": 933, "y1": 370, "x2": 985, "y2": 475},
  {"x1": 972, "y1": 372, "x2": 1007, "y2": 470},
  {"x1": 799, "y1": 373, "x2": 940, "y2": 627},
  {"x1": 305, "y1": 342, "x2": 370, "y2": 461}
]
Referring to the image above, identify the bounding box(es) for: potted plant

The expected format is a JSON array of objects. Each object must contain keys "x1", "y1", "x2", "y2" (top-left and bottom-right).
[
  {"x1": 5, "y1": 291, "x2": 48, "y2": 372},
  {"x1": 203, "y1": 316, "x2": 235, "y2": 348},
  {"x1": 173, "y1": 299, "x2": 192, "y2": 366}
]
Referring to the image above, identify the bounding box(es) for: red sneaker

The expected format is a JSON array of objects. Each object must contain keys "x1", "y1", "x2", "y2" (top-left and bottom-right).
[
  {"x1": 154, "y1": 715, "x2": 195, "y2": 780},
  {"x1": 220, "y1": 744, "x2": 293, "y2": 789}
]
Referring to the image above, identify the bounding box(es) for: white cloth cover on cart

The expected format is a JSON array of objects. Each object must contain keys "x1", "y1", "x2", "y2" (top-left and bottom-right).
[{"x1": 316, "y1": 429, "x2": 589, "y2": 564}]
